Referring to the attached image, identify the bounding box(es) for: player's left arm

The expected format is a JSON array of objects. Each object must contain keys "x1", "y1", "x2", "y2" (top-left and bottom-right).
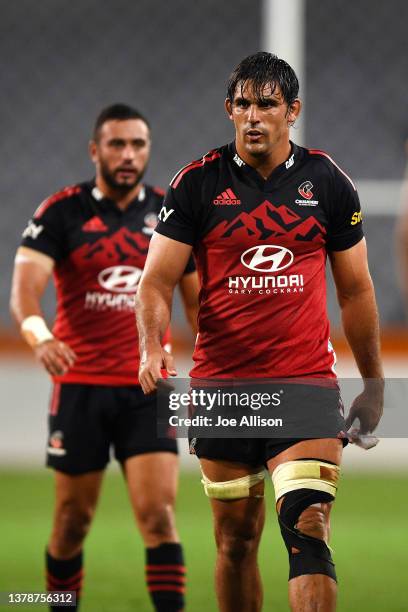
[
  {"x1": 136, "y1": 232, "x2": 193, "y2": 394},
  {"x1": 329, "y1": 238, "x2": 384, "y2": 433},
  {"x1": 178, "y1": 270, "x2": 199, "y2": 336}
]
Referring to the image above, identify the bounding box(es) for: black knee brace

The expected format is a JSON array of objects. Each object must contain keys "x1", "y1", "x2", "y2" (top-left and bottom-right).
[{"x1": 278, "y1": 488, "x2": 337, "y2": 582}]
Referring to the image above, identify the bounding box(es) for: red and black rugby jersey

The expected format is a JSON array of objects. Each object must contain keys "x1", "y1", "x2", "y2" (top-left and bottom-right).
[
  {"x1": 21, "y1": 181, "x2": 195, "y2": 385},
  {"x1": 155, "y1": 142, "x2": 364, "y2": 379}
]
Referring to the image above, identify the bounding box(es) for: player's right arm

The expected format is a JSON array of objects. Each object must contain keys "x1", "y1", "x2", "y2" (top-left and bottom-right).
[
  {"x1": 136, "y1": 233, "x2": 193, "y2": 394},
  {"x1": 10, "y1": 193, "x2": 78, "y2": 376},
  {"x1": 10, "y1": 246, "x2": 76, "y2": 376}
]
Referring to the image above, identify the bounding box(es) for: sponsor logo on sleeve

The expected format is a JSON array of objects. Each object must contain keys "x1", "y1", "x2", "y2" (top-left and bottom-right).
[
  {"x1": 351, "y1": 211, "x2": 363, "y2": 225},
  {"x1": 158, "y1": 206, "x2": 174, "y2": 222},
  {"x1": 22, "y1": 221, "x2": 44, "y2": 240}
]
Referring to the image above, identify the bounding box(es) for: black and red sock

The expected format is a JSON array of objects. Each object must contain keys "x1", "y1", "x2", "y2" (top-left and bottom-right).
[
  {"x1": 145, "y1": 543, "x2": 186, "y2": 611},
  {"x1": 46, "y1": 549, "x2": 83, "y2": 610}
]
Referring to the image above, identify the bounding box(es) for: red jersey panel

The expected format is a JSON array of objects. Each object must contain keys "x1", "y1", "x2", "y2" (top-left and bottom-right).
[
  {"x1": 21, "y1": 182, "x2": 195, "y2": 385},
  {"x1": 156, "y1": 142, "x2": 364, "y2": 379}
]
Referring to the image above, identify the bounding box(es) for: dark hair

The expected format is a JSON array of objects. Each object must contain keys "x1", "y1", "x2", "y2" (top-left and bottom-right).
[
  {"x1": 227, "y1": 52, "x2": 299, "y2": 106},
  {"x1": 93, "y1": 103, "x2": 150, "y2": 140}
]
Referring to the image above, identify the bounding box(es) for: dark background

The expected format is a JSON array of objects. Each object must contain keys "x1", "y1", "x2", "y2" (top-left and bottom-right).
[{"x1": 1, "y1": 0, "x2": 407, "y2": 327}]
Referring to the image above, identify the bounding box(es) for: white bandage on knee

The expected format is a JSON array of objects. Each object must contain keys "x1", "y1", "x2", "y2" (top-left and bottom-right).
[
  {"x1": 272, "y1": 460, "x2": 340, "y2": 502},
  {"x1": 201, "y1": 470, "x2": 265, "y2": 500},
  {"x1": 21, "y1": 315, "x2": 54, "y2": 347}
]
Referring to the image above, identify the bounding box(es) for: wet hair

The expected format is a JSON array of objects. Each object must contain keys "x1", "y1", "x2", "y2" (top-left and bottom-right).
[
  {"x1": 227, "y1": 52, "x2": 299, "y2": 106},
  {"x1": 93, "y1": 104, "x2": 150, "y2": 140}
]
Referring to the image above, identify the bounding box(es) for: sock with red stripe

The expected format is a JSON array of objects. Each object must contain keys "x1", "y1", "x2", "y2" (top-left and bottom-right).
[
  {"x1": 146, "y1": 543, "x2": 186, "y2": 611},
  {"x1": 46, "y1": 549, "x2": 83, "y2": 610}
]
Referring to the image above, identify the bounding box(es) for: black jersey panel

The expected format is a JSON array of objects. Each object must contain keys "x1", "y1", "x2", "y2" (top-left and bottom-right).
[
  {"x1": 21, "y1": 197, "x2": 68, "y2": 261},
  {"x1": 157, "y1": 184, "x2": 195, "y2": 245},
  {"x1": 326, "y1": 164, "x2": 364, "y2": 251}
]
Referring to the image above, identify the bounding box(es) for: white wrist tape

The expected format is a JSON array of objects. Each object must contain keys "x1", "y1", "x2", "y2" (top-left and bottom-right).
[{"x1": 21, "y1": 315, "x2": 54, "y2": 347}]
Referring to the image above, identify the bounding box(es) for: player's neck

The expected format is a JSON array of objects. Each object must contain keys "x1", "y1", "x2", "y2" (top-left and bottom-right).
[
  {"x1": 236, "y1": 140, "x2": 292, "y2": 180},
  {"x1": 95, "y1": 177, "x2": 143, "y2": 211}
]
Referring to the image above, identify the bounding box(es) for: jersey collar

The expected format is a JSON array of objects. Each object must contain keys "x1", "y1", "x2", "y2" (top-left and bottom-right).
[
  {"x1": 86, "y1": 180, "x2": 146, "y2": 213},
  {"x1": 228, "y1": 140, "x2": 301, "y2": 189}
]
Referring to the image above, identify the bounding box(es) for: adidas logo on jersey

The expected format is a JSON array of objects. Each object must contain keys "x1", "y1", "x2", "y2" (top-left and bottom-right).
[
  {"x1": 82, "y1": 216, "x2": 108, "y2": 232},
  {"x1": 213, "y1": 188, "x2": 241, "y2": 206}
]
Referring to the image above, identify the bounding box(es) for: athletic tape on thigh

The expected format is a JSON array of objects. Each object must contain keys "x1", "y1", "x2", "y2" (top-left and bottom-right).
[
  {"x1": 272, "y1": 460, "x2": 340, "y2": 502},
  {"x1": 201, "y1": 470, "x2": 265, "y2": 500}
]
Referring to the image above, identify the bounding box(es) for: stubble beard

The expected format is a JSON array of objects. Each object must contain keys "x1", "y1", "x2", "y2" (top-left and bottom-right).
[{"x1": 100, "y1": 162, "x2": 146, "y2": 193}]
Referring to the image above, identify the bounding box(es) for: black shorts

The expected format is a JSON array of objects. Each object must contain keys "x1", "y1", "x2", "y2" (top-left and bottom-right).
[
  {"x1": 190, "y1": 437, "x2": 347, "y2": 467},
  {"x1": 188, "y1": 381, "x2": 347, "y2": 467},
  {"x1": 47, "y1": 383, "x2": 177, "y2": 475}
]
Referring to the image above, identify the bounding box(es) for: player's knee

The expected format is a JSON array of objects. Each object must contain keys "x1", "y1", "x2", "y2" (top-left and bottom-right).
[
  {"x1": 272, "y1": 459, "x2": 340, "y2": 581},
  {"x1": 55, "y1": 501, "x2": 94, "y2": 546},
  {"x1": 296, "y1": 503, "x2": 330, "y2": 542},
  {"x1": 217, "y1": 527, "x2": 260, "y2": 563},
  {"x1": 215, "y1": 513, "x2": 261, "y2": 563},
  {"x1": 136, "y1": 502, "x2": 175, "y2": 540}
]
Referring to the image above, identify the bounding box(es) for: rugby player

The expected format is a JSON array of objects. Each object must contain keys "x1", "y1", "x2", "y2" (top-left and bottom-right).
[
  {"x1": 136, "y1": 53, "x2": 384, "y2": 612},
  {"x1": 10, "y1": 104, "x2": 198, "y2": 612}
]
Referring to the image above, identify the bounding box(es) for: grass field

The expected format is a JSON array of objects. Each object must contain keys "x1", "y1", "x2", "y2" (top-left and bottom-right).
[{"x1": 1, "y1": 469, "x2": 407, "y2": 611}]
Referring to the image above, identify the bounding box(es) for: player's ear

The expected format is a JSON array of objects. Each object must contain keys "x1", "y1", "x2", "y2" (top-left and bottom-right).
[
  {"x1": 89, "y1": 140, "x2": 98, "y2": 163},
  {"x1": 287, "y1": 98, "x2": 302, "y2": 127},
  {"x1": 225, "y1": 98, "x2": 234, "y2": 121}
]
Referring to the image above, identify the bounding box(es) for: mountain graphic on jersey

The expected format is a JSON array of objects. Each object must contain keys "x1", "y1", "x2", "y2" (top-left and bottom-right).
[
  {"x1": 209, "y1": 200, "x2": 326, "y2": 242},
  {"x1": 72, "y1": 226, "x2": 150, "y2": 267}
]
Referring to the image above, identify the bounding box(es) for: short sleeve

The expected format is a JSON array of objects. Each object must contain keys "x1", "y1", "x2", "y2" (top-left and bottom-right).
[
  {"x1": 21, "y1": 197, "x2": 65, "y2": 261},
  {"x1": 326, "y1": 167, "x2": 364, "y2": 251},
  {"x1": 155, "y1": 171, "x2": 199, "y2": 246}
]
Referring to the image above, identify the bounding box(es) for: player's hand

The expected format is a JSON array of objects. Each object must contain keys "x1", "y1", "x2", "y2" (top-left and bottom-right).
[
  {"x1": 139, "y1": 347, "x2": 177, "y2": 394},
  {"x1": 344, "y1": 380, "x2": 384, "y2": 449},
  {"x1": 33, "y1": 339, "x2": 76, "y2": 376}
]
